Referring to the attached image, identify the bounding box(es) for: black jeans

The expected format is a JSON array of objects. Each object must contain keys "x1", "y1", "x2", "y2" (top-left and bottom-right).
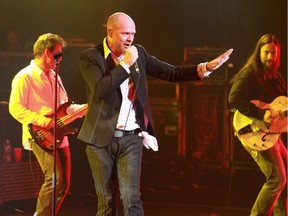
[{"x1": 86, "y1": 134, "x2": 144, "y2": 216}]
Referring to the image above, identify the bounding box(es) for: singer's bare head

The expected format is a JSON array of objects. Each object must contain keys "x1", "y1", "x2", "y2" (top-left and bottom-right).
[{"x1": 106, "y1": 12, "x2": 136, "y2": 56}]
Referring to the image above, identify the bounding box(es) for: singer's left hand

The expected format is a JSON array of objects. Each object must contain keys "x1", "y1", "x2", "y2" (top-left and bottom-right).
[{"x1": 206, "y1": 48, "x2": 233, "y2": 71}]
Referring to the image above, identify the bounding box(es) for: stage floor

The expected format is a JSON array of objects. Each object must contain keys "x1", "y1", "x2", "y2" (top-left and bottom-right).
[
  {"x1": 1, "y1": 159, "x2": 262, "y2": 216},
  {"x1": 1, "y1": 197, "x2": 250, "y2": 216}
]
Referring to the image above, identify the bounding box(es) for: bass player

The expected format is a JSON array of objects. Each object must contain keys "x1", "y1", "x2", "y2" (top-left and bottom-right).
[{"x1": 9, "y1": 33, "x2": 87, "y2": 216}]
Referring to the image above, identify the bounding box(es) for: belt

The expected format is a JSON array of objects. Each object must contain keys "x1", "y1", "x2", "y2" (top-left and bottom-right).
[{"x1": 113, "y1": 128, "x2": 142, "y2": 138}]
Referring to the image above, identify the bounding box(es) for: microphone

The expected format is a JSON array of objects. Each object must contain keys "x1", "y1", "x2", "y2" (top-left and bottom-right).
[
  {"x1": 53, "y1": 52, "x2": 62, "y2": 60},
  {"x1": 135, "y1": 61, "x2": 139, "y2": 73}
]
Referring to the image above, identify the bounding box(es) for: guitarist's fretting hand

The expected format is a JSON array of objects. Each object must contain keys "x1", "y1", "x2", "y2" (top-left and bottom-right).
[
  {"x1": 44, "y1": 103, "x2": 87, "y2": 129},
  {"x1": 66, "y1": 103, "x2": 88, "y2": 118},
  {"x1": 28, "y1": 102, "x2": 88, "y2": 151}
]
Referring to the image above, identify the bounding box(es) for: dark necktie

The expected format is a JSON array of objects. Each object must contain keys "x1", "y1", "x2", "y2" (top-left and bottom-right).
[{"x1": 128, "y1": 77, "x2": 136, "y2": 102}]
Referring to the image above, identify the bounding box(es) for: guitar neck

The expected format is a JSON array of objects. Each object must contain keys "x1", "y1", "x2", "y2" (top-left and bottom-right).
[{"x1": 58, "y1": 104, "x2": 88, "y2": 127}]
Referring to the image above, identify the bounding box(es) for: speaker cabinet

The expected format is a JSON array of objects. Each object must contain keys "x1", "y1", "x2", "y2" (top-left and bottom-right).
[
  {"x1": 181, "y1": 82, "x2": 227, "y2": 162},
  {"x1": 145, "y1": 78, "x2": 182, "y2": 161},
  {"x1": 149, "y1": 100, "x2": 180, "y2": 160},
  {"x1": 0, "y1": 160, "x2": 43, "y2": 203},
  {"x1": 181, "y1": 47, "x2": 232, "y2": 167}
]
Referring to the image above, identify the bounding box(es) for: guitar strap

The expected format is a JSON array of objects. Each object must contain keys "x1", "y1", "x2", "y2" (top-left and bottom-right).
[{"x1": 55, "y1": 77, "x2": 73, "y2": 103}]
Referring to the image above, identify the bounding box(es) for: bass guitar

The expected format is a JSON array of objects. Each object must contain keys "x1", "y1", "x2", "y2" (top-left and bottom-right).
[
  {"x1": 28, "y1": 102, "x2": 88, "y2": 151},
  {"x1": 233, "y1": 96, "x2": 287, "y2": 151}
]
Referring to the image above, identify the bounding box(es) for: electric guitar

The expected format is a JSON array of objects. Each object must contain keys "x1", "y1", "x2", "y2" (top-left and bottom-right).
[
  {"x1": 233, "y1": 96, "x2": 288, "y2": 151},
  {"x1": 28, "y1": 102, "x2": 88, "y2": 151}
]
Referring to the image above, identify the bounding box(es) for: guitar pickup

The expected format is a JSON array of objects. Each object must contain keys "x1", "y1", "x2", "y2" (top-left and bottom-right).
[{"x1": 237, "y1": 124, "x2": 253, "y2": 135}]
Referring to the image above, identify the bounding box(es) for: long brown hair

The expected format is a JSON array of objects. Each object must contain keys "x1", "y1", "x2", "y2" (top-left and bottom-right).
[{"x1": 230, "y1": 33, "x2": 281, "y2": 83}]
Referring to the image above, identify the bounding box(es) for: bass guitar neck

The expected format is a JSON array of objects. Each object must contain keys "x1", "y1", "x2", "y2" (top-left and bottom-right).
[{"x1": 28, "y1": 102, "x2": 88, "y2": 151}]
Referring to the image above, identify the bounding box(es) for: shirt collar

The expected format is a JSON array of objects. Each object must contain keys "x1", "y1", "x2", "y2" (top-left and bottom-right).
[
  {"x1": 30, "y1": 60, "x2": 55, "y2": 77},
  {"x1": 103, "y1": 37, "x2": 124, "y2": 61},
  {"x1": 103, "y1": 38, "x2": 110, "y2": 59}
]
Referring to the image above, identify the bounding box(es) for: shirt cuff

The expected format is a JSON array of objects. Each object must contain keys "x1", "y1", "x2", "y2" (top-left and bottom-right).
[{"x1": 197, "y1": 62, "x2": 212, "y2": 79}]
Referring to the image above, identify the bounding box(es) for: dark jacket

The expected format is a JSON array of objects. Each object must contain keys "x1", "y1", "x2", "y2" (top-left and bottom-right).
[
  {"x1": 78, "y1": 43, "x2": 200, "y2": 147},
  {"x1": 229, "y1": 67, "x2": 287, "y2": 120}
]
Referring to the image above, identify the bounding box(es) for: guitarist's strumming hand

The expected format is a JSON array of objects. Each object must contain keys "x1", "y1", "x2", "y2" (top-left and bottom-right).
[
  {"x1": 264, "y1": 109, "x2": 284, "y2": 125},
  {"x1": 264, "y1": 109, "x2": 273, "y2": 125},
  {"x1": 251, "y1": 99, "x2": 284, "y2": 125}
]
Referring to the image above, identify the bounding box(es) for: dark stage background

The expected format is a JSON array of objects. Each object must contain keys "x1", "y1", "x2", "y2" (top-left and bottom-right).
[{"x1": 0, "y1": 0, "x2": 287, "y2": 206}]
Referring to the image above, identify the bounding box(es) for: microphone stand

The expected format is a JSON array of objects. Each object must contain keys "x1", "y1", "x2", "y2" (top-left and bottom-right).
[{"x1": 52, "y1": 54, "x2": 61, "y2": 216}]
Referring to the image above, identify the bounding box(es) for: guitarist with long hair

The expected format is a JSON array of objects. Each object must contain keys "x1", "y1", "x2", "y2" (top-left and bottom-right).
[
  {"x1": 229, "y1": 33, "x2": 287, "y2": 216},
  {"x1": 9, "y1": 33, "x2": 87, "y2": 216}
]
